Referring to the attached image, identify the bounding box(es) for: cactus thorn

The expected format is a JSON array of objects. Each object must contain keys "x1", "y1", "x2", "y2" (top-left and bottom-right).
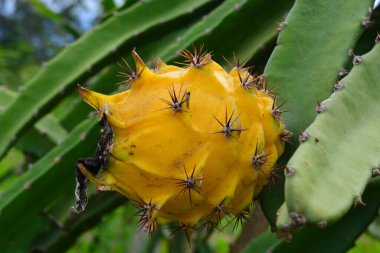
[
  {"x1": 234, "y1": 3, "x2": 242, "y2": 11},
  {"x1": 361, "y1": 17, "x2": 373, "y2": 28},
  {"x1": 54, "y1": 156, "x2": 61, "y2": 164},
  {"x1": 256, "y1": 75, "x2": 276, "y2": 96},
  {"x1": 213, "y1": 108, "x2": 244, "y2": 137},
  {"x1": 116, "y1": 56, "x2": 141, "y2": 86},
  {"x1": 317, "y1": 220, "x2": 328, "y2": 229},
  {"x1": 160, "y1": 85, "x2": 190, "y2": 113},
  {"x1": 232, "y1": 209, "x2": 251, "y2": 231},
  {"x1": 206, "y1": 200, "x2": 230, "y2": 229},
  {"x1": 316, "y1": 101, "x2": 326, "y2": 113},
  {"x1": 277, "y1": 229, "x2": 293, "y2": 242},
  {"x1": 289, "y1": 211, "x2": 307, "y2": 227},
  {"x1": 334, "y1": 81, "x2": 344, "y2": 92},
  {"x1": 284, "y1": 166, "x2": 295, "y2": 177},
  {"x1": 172, "y1": 165, "x2": 202, "y2": 206},
  {"x1": 339, "y1": 68, "x2": 349, "y2": 78},
  {"x1": 354, "y1": 197, "x2": 366, "y2": 207},
  {"x1": 276, "y1": 22, "x2": 286, "y2": 32},
  {"x1": 372, "y1": 168, "x2": 380, "y2": 177},
  {"x1": 205, "y1": 28, "x2": 212, "y2": 35},
  {"x1": 133, "y1": 198, "x2": 157, "y2": 236},
  {"x1": 170, "y1": 223, "x2": 195, "y2": 246},
  {"x1": 375, "y1": 33, "x2": 380, "y2": 43},
  {"x1": 222, "y1": 52, "x2": 251, "y2": 72},
  {"x1": 237, "y1": 70, "x2": 256, "y2": 90},
  {"x1": 352, "y1": 54, "x2": 362, "y2": 65},
  {"x1": 177, "y1": 44, "x2": 212, "y2": 68},
  {"x1": 252, "y1": 145, "x2": 271, "y2": 172},
  {"x1": 280, "y1": 130, "x2": 293, "y2": 143},
  {"x1": 272, "y1": 95, "x2": 289, "y2": 121},
  {"x1": 269, "y1": 166, "x2": 284, "y2": 184},
  {"x1": 80, "y1": 132, "x2": 87, "y2": 141},
  {"x1": 299, "y1": 131, "x2": 309, "y2": 143},
  {"x1": 24, "y1": 182, "x2": 32, "y2": 189}
]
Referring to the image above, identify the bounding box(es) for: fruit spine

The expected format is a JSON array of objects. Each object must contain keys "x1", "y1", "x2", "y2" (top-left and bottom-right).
[{"x1": 74, "y1": 47, "x2": 287, "y2": 235}]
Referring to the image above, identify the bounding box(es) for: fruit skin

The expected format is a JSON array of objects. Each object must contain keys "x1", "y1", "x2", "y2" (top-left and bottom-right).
[{"x1": 75, "y1": 48, "x2": 285, "y2": 233}]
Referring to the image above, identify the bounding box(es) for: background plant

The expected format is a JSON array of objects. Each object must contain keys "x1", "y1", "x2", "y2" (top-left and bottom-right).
[{"x1": 0, "y1": 0, "x2": 380, "y2": 252}]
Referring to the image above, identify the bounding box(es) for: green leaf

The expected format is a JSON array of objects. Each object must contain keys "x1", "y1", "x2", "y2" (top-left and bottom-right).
[
  {"x1": 0, "y1": 0, "x2": 211, "y2": 159},
  {"x1": 283, "y1": 43, "x2": 380, "y2": 224}
]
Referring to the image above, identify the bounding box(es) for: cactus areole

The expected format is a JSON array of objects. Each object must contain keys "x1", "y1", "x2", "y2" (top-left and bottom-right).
[{"x1": 74, "y1": 48, "x2": 287, "y2": 234}]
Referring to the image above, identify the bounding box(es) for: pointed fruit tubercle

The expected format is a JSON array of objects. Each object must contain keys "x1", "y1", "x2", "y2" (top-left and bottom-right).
[{"x1": 74, "y1": 47, "x2": 286, "y2": 234}]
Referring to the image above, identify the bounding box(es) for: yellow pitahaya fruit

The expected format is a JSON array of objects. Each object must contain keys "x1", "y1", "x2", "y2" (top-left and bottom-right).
[{"x1": 74, "y1": 47, "x2": 288, "y2": 236}]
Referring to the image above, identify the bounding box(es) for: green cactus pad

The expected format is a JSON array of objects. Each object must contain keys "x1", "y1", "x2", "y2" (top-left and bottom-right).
[{"x1": 283, "y1": 43, "x2": 380, "y2": 223}]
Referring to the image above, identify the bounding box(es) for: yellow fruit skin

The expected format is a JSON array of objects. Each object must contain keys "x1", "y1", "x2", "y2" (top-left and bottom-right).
[{"x1": 77, "y1": 50, "x2": 285, "y2": 230}]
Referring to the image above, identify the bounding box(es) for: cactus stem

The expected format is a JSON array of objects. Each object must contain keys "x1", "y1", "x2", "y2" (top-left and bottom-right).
[
  {"x1": 299, "y1": 131, "x2": 309, "y2": 143},
  {"x1": 334, "y1": 81, "x2": 344, "y2": 92},
  {"x1": 177, "y1": 44, "x2": 211, "y2": 68},
  {"x1": 160, "y1": 85, "x2": 190, "y2": 113},
  {"x1": 372, "y1": 168, "x2": 380, "y2": 177},
  {"x1": 213, "y1": 108, "x2": 244, "y2": 137},
  {"x1": 116, "y1": 56, "x2": 142, "y2": 86},
  {"x1": 172, "y1": 165, "x2": 202, "y2": 206},
  {"x1": 280, "y1": 130, "x2": 293, "y2": 143},
  {"x1": 272, "y1": 95, "x2": 289, "y2": 121},
  {"x1": 284, "y1": 166, "x2": 295, "y2": 177},
  {"x1": 316, "y1": 101, "x2": 326, "y2": 113},
  {"x1": 251, "y1": 145, "x2": 271, "y2": 172}
]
